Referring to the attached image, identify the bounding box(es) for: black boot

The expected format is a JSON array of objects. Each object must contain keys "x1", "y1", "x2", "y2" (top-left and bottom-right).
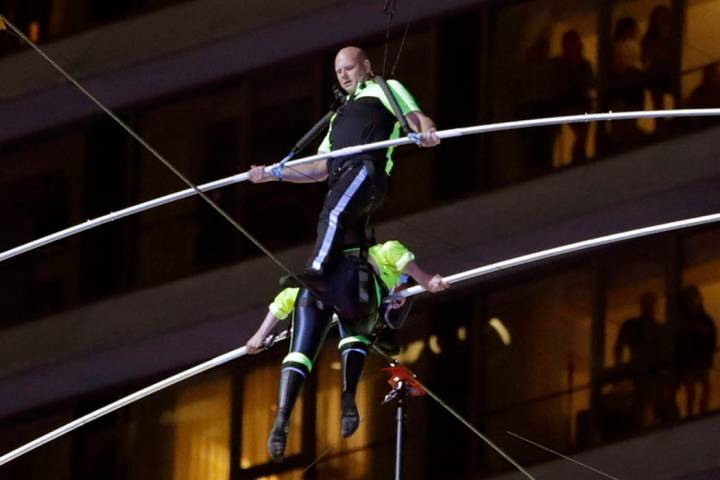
[
  {"x1": 341, "y1": 391, "x2": 360, "y2": 438},
  {"x1": 267, "y1": 368, "x2": 305, "y2": 462},
  {"x1": 268, "y1": 412, "x2": 290, "y2": 462},
  {"x1": 340, "y1": 347, "x2": 366, "y2": 438}
]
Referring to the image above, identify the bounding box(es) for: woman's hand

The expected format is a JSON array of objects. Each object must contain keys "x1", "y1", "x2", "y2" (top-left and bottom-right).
[{"x1": 426, "y1": 274, "x2": 449, "y2": 292}]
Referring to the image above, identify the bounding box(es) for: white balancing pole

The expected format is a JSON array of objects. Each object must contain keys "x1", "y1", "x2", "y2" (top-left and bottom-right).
[
  {"x1": 400, "y1": 211, "x2": 720, "y2": 298},
  {"x1": 2, "y1": 107, "x2": 720, "y2": 263},
  {"x1": 0, "y1": 331, "x2": 287, "y2": 467},
  {"x1": 4, "y1": 210, "x2": 720, "y2": 465}
]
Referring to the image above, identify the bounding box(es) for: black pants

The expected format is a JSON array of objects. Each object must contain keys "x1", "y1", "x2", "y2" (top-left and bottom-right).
[
  {"x1": 280, "y1": 255, "x2": 382, "y2": 381},
  {"x1": 307, "y1": 161, "x2": 387, "y2": 272}
]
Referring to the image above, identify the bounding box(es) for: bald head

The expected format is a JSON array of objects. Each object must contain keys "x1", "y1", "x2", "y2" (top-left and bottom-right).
[{"x1": 335, "y1": 46, "x2": 374, "y2": 94}]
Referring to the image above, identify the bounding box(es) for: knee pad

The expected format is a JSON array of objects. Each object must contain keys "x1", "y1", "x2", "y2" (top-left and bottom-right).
[
  {"x1": 282, "y1": 351, "x2": 313, "y2": 377},
  {"x1": 338, "y1": 335, "x2": 370, "y2": 356}
]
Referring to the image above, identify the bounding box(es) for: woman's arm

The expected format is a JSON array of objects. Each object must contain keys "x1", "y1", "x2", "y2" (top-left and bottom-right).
[
  {"x1": 246, "y1": 311, "x2": 280, "y2": 354},
  {"x1": 403, "y1": 261, "x2": 449, "y2": 292}
]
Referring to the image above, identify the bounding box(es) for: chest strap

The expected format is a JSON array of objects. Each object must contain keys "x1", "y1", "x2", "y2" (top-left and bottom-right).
[{"x1": 374, "y1": 75, "x2": 423, "y2": 145}]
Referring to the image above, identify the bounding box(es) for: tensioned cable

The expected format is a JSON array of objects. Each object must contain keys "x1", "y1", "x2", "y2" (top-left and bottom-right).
[
  {"x1": 2, "y1": 106, "x2": 720, "y2": 264},
  {"x1": 382, "y1": 0, "x2": 398, "y2": 76},
  {"x1": 0, "y1": 15, "x2": 304, "y2": 286},
  {"x1": 4, "y1": 210, "x2": 718, "y2": 466},
  {"x1": 507, "y1": 431, "x2": 620, "y2": 480},
  {"x1": 370, "y1": 346, "x2": 535, "y2": 478},
  {"x1": 389, "y1": 0, "x2": 413, "y2": 78}
]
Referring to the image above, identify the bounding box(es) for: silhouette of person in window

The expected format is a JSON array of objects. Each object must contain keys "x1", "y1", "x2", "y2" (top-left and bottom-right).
[
  {"x1": 550, "y1": 29, "x2": 594, "y2": 163},
  {"x1": 676, "y1": 285, "x2": 716, "y2": 417},
  {"x1": 614, "y1": 291, "x2": 674, "y2": 427},
  {"x1": 607, "y1": 17, "x2": 646, "y2": 149},
  {"x1": 642, "y1": 5, "x2": 675, "y2": 114},
  {"x1": 519, "y1": 36, "x2": 555, "y2": 174}
]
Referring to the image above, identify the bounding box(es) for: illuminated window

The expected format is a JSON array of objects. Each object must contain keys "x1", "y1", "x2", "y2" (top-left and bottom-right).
[
  {"x1": 173, "y1": 376, "x2": 231, "y2": 480},
  {"x1": 608, "y1": 0, "x2": 674, "y2": 136},
  {"x1": 485, "y1": 268, "x2": 593, "y2": 462},
  {"x1": 682, "y1": 229, "x2": 720, "y2": 416},
  {"x1": 314, "y1": 343, "x2": 382, "y2": 479},
  {"x1": 28, "y1": 21, "x2": 40, "y2": 43},
  {"x1": 253, "y1": 470, "x2": 304, "y2": 480},
  {"x1": 602, "y1": 242, "x2": 671, "y2": 434},
  {"x1": 240, "y1": 362, "x2": 302, "y2": 469},
  {"x1": 682, "y1": 0, "x2": 720, "y2": 100},
  {"x1": 492, "y1": 0, "x2": 599, "y2": 179},
  {"x1": 604, "y1": 247, "x2": 666, "y2": 368}
]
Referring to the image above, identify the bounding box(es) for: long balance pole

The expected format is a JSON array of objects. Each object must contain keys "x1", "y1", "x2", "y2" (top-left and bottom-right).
[
  {"x1": 3, "y1": 208, "x2": 720, "y2": 466},
  {"x1": 2, "y1": 108, "x2": 720, "y2": 263}
]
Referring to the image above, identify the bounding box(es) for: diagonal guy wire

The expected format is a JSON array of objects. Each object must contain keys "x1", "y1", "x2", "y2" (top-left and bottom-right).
[
  {"x1": 371, "y1": 345, "x2": 535, "y2": 479},
  {"x1": 0, "y1": 15, "x2": 306, "y2": 287}
]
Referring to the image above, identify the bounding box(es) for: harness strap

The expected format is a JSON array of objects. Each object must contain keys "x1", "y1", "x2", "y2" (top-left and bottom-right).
[{"x1": 374, "y1": 75, "x2": 412, "y2": 135}]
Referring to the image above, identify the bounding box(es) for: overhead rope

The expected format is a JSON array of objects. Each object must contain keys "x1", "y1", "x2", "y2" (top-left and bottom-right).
[
  {"x1": 381, "y1": 0, "x2": 413, "y2": 78},
  {"x1": 2, "y1": 106, "x2": 720, "y2": 264},
  {"x1": 381, "y1": 0, "x2": 398, "y2": 77},
  {"x1": 507, "y1": 431, "x2": 620, "y2": 480},
  {"x1": 0, "y1": 15, "x2": 308, "y2": 290},
  {"x1": 4, "y1": 209, "x2": 720, "y2": 466}
]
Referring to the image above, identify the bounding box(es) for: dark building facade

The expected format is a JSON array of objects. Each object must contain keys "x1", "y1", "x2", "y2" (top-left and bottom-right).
[{"x1": 1, "y1": 0, "x2": 720, "y2": 478}]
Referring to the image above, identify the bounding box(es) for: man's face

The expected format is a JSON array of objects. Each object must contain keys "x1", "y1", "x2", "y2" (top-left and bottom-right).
[{"x1": 335, "y1": 50, "x2": 370, "y2": 94}]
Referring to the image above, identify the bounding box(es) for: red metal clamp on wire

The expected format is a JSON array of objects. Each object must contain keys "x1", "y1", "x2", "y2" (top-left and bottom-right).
[{"x1": 382, "y1": 361, "x2": 426, "y2": 403}]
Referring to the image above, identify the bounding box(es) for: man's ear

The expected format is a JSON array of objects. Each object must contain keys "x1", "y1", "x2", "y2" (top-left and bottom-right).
[{"x1": 363, "y1": 58, "x2": 373, "y2": 75}]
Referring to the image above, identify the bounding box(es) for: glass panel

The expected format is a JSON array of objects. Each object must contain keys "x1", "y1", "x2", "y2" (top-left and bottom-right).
[
  {"x1": 607, "y1": 0, "x2": 673, "y2": 144},
  {"x1": 604, "y1": 247, "x2": 667, "y2": 368},
  {"x1": 253, "y1": 470, "x2": 304, "y2": 480},
  {"x1": 682, "y1": 0, "x2": 720, "y2": 74},
  {"x1": 314, "y1": 448, "x2": 379, "y2": 480},
  {"x1": 240, "y1": 362, "x2": 302, "y2": 469},
  {"x1": 681, "y1": 228, "x2": 720, "y2": 417},
  {"x1": 314, "y1": 339, "x2": 386, "y2": 480},
  {"x1": 681, "y1": 0, "x2": 720, "y2": 130},
  {"x1": 173, "y1": 376, "x2": 231, "y2": 480},
  {"x1": 485, "y1": 387, "x2": 592, "y2": 473},
  {"x1": 491, "y1": 0, "x2": 598, "y2": 182},
  {"x1": 484, "y1": 268, "x2": 593, "y2": 470},
  {"x1": 601, "y1": 242, "x2": 671, "y2": 438}
]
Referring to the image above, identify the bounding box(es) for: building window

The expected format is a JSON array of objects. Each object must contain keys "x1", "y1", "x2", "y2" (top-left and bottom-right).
[
  {"x1": 491, "y1": 0, "x2": 598, "y2": 183},
  {"x1": 599, "y1": 240, "x2": 672, "y2": 440},
  {"x1": 173, "y1": 376, "x2": 231, "y2": 480},
  {"x1": 681, "y1": 228, "x2": 720, "y2": 417},
  {"x1": 681, "y1": 0, "x2": 720, "y2": 129},
  {"x1": 239, "y1": 362, "x2": 303, "y2": 471},
  {"x1": 484, "y1": 268, "x2": 593, "y2": 470},
  {"x1": 313, "y1": 343, "x2": 375, "y2": 479}
]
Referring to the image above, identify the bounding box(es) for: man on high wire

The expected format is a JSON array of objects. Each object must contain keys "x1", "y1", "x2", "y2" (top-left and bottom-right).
[
  {"x1": 248, "y1": 46, "x2": 440, "y2": 287},
  {"x1": 248, "y1": 45, "x2": 440, "y2": 461}
]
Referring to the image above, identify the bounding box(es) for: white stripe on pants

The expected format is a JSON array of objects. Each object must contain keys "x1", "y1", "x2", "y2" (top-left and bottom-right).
[{"x1": 311, "y1": 166, "x2": 368, "y2": 271}]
